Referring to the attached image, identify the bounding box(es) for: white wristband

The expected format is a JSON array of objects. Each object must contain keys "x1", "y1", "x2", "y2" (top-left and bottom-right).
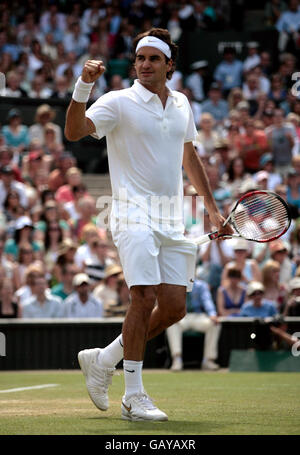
[{"x1": 72, "y1": 77, "x2": 95, "y2": 103}]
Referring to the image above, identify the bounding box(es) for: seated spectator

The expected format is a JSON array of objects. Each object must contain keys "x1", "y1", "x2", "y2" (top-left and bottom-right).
[
  {"x1": 63, "y1": 273, "x2": 103, "y2": 318},
  {"x1": 44, "y1": 221, "x2": 64, "y2": 277},
  {"x1": 0, "y1": 234, "x2": 19, "y2": 288},
  {"x1": 286, "y1": 169, "x2": 300, "y2": 213},
  {"x1": 64, "y1": 184, "x2": 87, "y2": 223},
  {"x1": 201, "y1": 83, "x2": 228, "y2": 124},
  {"x1": 63, "y1": 21, "x2": 89, "y2": 57},
  {"x1": 261, "y1": 259, "x2": 288, "y2": 313},
  {"x1": 55, "y1": 167, "x2": 85, "y2": 204},
  {"x1": 93, "y1": 263, "x2": 123, "y2": 311},
  {"x1": 15, "y1": 242, "x2": 35, "y2": 286},
  {"x1": 185, "y1": 60, "x2": 208, "y2": 102},
  {"x1": 166, "y1": 279, "x2": 221, "y2": 371},
  {"x1": 3, "y1": 190, "x2": 24, "y2": 224},
  {"x1": 221, "y1": 239, "x2": 262, "y2": 287},
  {"x1": 255, "y1": 153, "x2": 282, "y2": 190},
  {"x1": 268, "y1": 73, "x2": 287, "y2": 106},
  {"x1": 0, "y1": 277, "x2": 20, "y2": 318},
  {"x1": 34, "y1": 200, "x2": 71, "y2": 243},
  {"x1": 0, "y1": 146, "x2": 22, "y2": 182},
  {"x1": 283, "y1": 276, "x2": 300, "y2": 315},
  {"x1": 48, "y1": 151, "x2": 76, "y2": 192},
  {"x1": 22, "y1": 275, "x2": 63, "y2": 318},
  {"x1": 0, "y1": 165, "x2": 28, "y2": 211},
  {"x1": 14, "y1": 262, "x2": 45, "y2": 306},
  {"x1": 243, "y1": 42, "x2": 261, "y2": 74},
  {"x1": 205, "y1": 163, "x2": 232, "y2": 210},
  {"x1": 227, "y1": 87, "x2": 245, "y2": 111},
  {"x1": 73, "y1": 195, "x2": 98, "y2": 240},
  {"x1": 53, "y1": 238, "x2": 78, "y2": 284},
  {"x1": 50, "y1": 75, "x2": 72, "y2": 100},
  {"x1": 269, "y1": 240, "x2": 293, "y2": 284},
  {"x1": 3, "y1": 70, "x2": 28, "y2": 97},
  {"x1": 242, "y1": 73, "x2": 261, "y2": 104},
  {"x1": 51, "y1": 263, "x2": 79, "y2": 300},
  {"x1": 103, "y1": 274, "x2": 131, "y2": 317},
  {"x1": 196, "y1": 112, "x2": 220, "y2": 155},
  {"x1": 21, "y1": 146, "x2": 52, "y2": 187},
  {"x1": 29, "y1": 104, "x2": 62, "y2": 147},
  {"x1": 222, "y1": 156, "x2": 253, "y2": 199},
  {"x1": 240, "y1": 281, "x2": 278, "y2": 317},
  {"x1": 1, "y1": 109, "x2": 30, "y2": 165},
  {"x1": 28, "y1": 74, "x2": 52, "y2": 99},
  {"x1": 4, "y1": 215, "x2": 42, "y2": 262},
  {"x1": 216, "y1": 266, "x2": 246, "y2": 317},
  {"x1": 75, "y1": 224, "x2": 113, "y2": 282}
]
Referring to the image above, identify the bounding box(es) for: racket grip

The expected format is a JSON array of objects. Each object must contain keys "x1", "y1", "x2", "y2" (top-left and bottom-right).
[{"x1": 194, "y1": 231, "x2": 219, "y2": 245}]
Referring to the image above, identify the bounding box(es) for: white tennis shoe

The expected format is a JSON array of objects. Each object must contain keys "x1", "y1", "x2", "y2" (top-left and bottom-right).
[
  {"x1": 121, "y1": 392, "x2": 168, "y2": 421},
  {"x1": 78, "y1": 348, "x2": 115, "y2": 411}
]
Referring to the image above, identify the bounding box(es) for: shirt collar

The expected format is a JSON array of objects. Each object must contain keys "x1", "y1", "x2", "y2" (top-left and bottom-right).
[{"x1": 133, "y1": 79, "x2": 175, "y2": 103}]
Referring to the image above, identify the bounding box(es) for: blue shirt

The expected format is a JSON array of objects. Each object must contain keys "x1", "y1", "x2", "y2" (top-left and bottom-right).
[
  {"x1": 189, "y1": 280, "x2": 217, "y2": 316},
  {"x1": 240, "y1": 299, "x2": 277, "y2": 317},
  {"x1": 201, "y1": 99, "x2": 228, "y2": 122},
  {"x1": 213, "y1": 60, "x2": 243, "y2": 90}
]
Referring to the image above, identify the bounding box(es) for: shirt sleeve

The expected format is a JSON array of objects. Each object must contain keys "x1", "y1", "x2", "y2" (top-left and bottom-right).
[
  {"x1": 183, "y1": 96, "x2": 198, "y2": 143},
  {"x1": 86, "y1": 91, "x2": 120, "y2": 140}
]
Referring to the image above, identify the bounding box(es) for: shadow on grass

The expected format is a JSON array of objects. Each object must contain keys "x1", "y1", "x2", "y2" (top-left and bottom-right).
[{"x1": 84, "y1": 417, "x2": 225, "y2": 435}]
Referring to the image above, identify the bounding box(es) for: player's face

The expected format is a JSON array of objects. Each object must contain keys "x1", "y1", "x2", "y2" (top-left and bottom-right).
[{"x1": 135, "y1": 47, "x2": 172, "y2": 87}]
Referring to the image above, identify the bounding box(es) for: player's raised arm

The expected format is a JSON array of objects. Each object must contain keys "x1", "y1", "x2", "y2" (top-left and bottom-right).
[{"x1": 64, "y1": 60, "x2": 106, "y2": 141}]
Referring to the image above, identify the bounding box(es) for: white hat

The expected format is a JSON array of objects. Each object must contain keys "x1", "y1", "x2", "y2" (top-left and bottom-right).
[
  {"x1": 247, "y1": 281, "x2": 265, "y2": 296},
  {"x1": 15, "y1": 216, "x2": 33, "y2": 230},
  {"x1": 190, "y1": 60, "x2": 208, "y2": 70},
  {"x1": 289, "y1": 277, "x2": 300, "y2": 292},
  {"x1": 73, "y1": 273, "x2": 90, "y2": 287},
  {"x1": 233, "y1": 238, "x2": 249, "y2": 251}
]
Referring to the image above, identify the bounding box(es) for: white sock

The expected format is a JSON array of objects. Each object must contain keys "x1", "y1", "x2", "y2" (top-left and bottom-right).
[
  {"x1": 98, "y1": 334, "x2": 124, "y2": 368},
  {"x1": 123, "y1": 360, "x2": 144, "y2": 398}
]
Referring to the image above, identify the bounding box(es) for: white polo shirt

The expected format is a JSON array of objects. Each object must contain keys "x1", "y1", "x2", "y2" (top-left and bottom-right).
[{"x1": 86, "y1": 79, "x2": 197, "y2": 231}]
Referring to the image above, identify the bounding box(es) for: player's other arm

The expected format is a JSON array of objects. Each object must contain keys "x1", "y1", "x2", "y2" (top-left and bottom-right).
[
  {"x1": 183, "y1": 142, "x2": 232, "y2": 236},
  {"x1": 64, "y1": 60, "x2": 105, "y2": 142}
]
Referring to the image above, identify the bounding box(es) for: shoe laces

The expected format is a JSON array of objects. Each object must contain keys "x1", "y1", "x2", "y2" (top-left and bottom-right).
[{"x1": 136, "y1": 393, "x2": 157, "y2": 411}]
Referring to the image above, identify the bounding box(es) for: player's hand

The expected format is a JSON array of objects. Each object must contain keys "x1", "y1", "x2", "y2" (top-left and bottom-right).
[
  {"x1": 209, "y1": 211, "x2": 233, "y2": 239},
  {"x1": 82, "y1": 60, "x2": 106, "y2": 83}
]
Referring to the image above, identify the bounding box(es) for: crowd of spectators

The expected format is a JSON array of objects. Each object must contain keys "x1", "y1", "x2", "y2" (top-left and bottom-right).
[{"x1": 0, "y1": 0, "x2": 300, "y2": 343}]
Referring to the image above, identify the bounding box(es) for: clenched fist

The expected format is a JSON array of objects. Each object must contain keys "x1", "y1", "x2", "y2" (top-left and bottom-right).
[{"x1": 82, "y1": 60, "x2": 106, "y2": 83}]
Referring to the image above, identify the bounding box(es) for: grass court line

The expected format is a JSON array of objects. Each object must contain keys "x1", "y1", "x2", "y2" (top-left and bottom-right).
[{"x1": 0, "y1": 384, "x2": 59, "y2": 393}]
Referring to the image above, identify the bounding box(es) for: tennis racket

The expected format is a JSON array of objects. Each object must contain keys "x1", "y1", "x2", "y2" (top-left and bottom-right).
[{"x1": 194, "y1": 190, "x2": 291, "y2": 246}]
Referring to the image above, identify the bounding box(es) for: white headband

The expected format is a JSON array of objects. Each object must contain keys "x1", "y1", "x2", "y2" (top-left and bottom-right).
[{"x1": 136, "y1": 36, "x2": 171, "y2": 59}]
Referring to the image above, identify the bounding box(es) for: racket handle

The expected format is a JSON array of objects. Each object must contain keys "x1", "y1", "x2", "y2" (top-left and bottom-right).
[{"x1": 194, "y1": 231, "x2": 219, "y2": 245}]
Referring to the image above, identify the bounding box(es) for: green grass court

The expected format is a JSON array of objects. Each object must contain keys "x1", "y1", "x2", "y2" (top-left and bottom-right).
[{"x1": 0, "y1": 369, "x2": 299, "y2": 435}]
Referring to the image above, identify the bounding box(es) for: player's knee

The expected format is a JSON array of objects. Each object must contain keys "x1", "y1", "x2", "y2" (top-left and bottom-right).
[{"x1": 131, "y1": 285, "x2": 157, "y2": 312}]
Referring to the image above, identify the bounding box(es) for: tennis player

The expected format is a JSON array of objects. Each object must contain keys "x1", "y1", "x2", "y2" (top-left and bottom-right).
[{"x1": 65, "y1": 27, "x2": 232, "y2": 421}]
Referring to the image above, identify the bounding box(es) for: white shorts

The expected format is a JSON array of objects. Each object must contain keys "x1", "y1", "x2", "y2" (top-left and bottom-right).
[{"x1": 112, "y1": 227, "x2": 197, "y2": 292}]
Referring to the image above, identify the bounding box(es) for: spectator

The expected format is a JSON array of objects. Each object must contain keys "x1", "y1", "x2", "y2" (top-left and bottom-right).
[
  {"x1": 0, "y1": 146, "x2": 22, "y2": 182},
  {"x1": 48, "y1": 151, "x2": 76, "y2": 192},
  {"x1": 28, "y1": 74, "x2": 52, "y2": 99},
  {"x1": 221, "y1": 238, "x2": 262, "y2": 287},
  {"x1": 1, "y1": 108, "x2": 30, "y2": 164},
  {"x1": 243, "y1": 42, "x2": 261, "y2": 74},
  {"x1": 34, "y1": 200, "x2": 70, "y2": 243},
  {"x1": 0, "y1": 165, "x2": 28, "y2": 210},
  {"x1": 21, "y1": 147, "x2": 51, "y2": 187},
  {"x1": 53, "y1": 238, "x2": 78, "y2": 284},
  {"x1": 64, "y1": 184, "x2": 87, "y2": 223},
  {"x1": 216, "y1": 266, "x2": 246, "y2": 316},
  {"x1": 63, "y1": 21, "x2": 89, "y2": 57},
  {"x1": 55, "y1": 167, "x2": 84, "y2": 204},
  {"x1": 179, "y1": 87, "x2": 202, "y2": 129},
  {"x1": 276, "y1": 0, "x2": 300, "y2": 52},
  {"x1": 185, "y1": 60, "x2": 209, "y2": 102},
  {"x1": 236, "y1": 117, "x2": 269, "y2": 174},
  {"x1": 256, "y1": 153, "x2": 282, "y2": 190},
  {"x1": 262, "y1": 259, "x2": 288, "y2": 313},
  {"x1": 213, "y1": 46, "x2": 243, "y2": 95},
  {"x1": 29, "y1": 104, "x2": 62, "y2": 147},
  {"x1": 268, "y1": 73, "x2": 287, "y2": 106},
  {"x1": 51, "y1": 262, "x2": 78, "y2": 300},
  {"x1": 22, "y1": 275, "x2": 63, "y2": 318},
  {"x1": 15, "y1": 243, "x2": 35, "y2": 286},
  {"x1": 63, "y1": 273, "x2": 103, "y2": 318},
  {"x1": 4, "y1": 215, "x2": 42, "y2": 262},
  {"x1": 14, "y1": 261, "x2": 46, "y2": 307},
  {"x1": 0, "y1": 277, "x2": 20, "y2": 318},
  {"x1": 196, "y1": 112, "x2": 220, "y2": 155},
  {"x1": 264, "y1": 0, "x2": 287, "y2": 27},
  {"x1": 44, "y1": 221, "x2": 63, "y2": 277},
  {"x1": 166, "y1": 279, "x2": 221, "y2": 371},
  {"x1": 266, "y1": 108, "x2": 295, "y2": 176},
  {"x1": 50, "y1": 75, "x2": 72, "y2": 100},
  {"x1": 283, "y1": 276, "x2": 300, "y2": 315},
  {"x1": 104, "y1": 274, "x2": 131, "y2": 317},
  {"x1": 240, "y1": 281, "x2": 278, "y2": 317},
  {"x1": 3, "y1": 70, "x2": 28, "y2": 97},
  {"x1": 93, "y1": 263, "x2": 123, "y2": 311},
  {"x1": 223, "y1": 156, "x2": 253, "y2": 199},
  {"x1": 73, "y1": 195, "x2": 98, "y2": 240},
  {"x1": 286, "y1": 169, "x2": 300, "y2": 212},
  {"x1": 201, "y1": 82, "x2": 228, "y2": 124},
  {"x1": 227, "y1": 87, "x2": 244, "y2": 111},
  {"x1": 269, "y1": 239, "x2": 293, "y2": 284},
  {"x1": 3, "y1": 190, "x2": 23, "y2": 224}
]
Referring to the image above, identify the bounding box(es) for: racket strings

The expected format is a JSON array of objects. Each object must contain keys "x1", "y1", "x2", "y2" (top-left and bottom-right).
[{"x1": 232, "y1": 194, "x2": 290, "y2": 241}]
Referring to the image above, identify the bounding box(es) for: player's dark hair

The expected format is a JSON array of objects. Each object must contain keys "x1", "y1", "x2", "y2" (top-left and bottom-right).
[{"x1": 133, "y1": 28, "x2": 178, "y2": 80}]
